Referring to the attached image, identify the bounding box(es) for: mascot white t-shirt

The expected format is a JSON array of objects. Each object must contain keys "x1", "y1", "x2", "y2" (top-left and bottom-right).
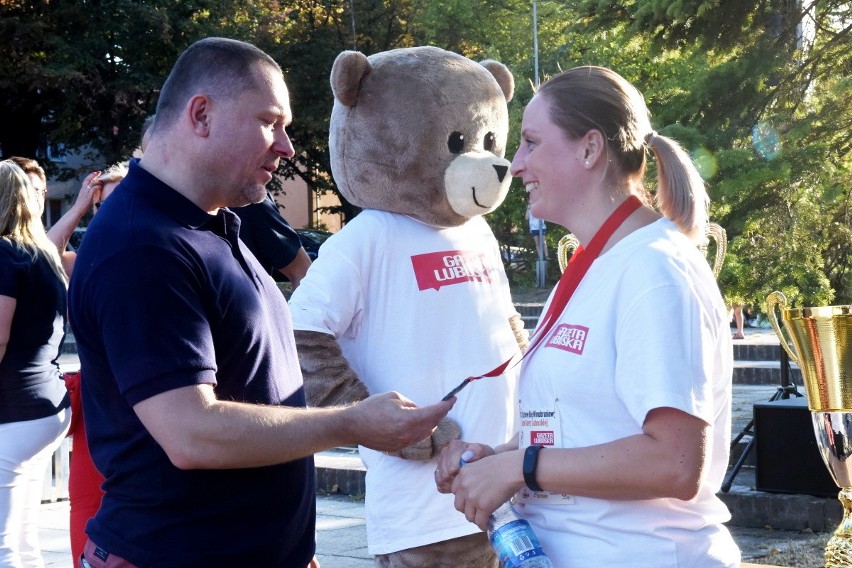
[{"x1": 290, "y1": 209, "x2": 520, "y2": 554}]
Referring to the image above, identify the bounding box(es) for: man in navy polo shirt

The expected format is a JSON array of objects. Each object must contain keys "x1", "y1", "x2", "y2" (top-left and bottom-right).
[{"x1": 68, "y1": 37, "x2": 454, "y2": 568}]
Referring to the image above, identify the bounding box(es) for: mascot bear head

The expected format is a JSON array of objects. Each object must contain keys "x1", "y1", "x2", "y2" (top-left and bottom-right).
[{"x1": 328, "y1": 46, "x2": 515, "y2": 228}]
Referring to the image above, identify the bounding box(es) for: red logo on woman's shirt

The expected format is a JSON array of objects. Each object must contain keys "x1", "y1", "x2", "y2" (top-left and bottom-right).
[{"x1": 546, "y1": 324, "x2": 589, "y2": 355}]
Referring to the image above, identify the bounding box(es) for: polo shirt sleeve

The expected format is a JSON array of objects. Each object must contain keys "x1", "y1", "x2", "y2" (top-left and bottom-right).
[
  {"x1": 85, "y1": 244, "x2": 218, "y2": 406},
  {"x1": 234, "y1": 198, "x2": 301, "y2": 271}
]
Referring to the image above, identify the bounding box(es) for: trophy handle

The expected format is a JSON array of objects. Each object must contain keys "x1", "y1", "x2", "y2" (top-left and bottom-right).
[
  {"x1": 766, "y1": 291, "x2": 800, "y2": 364},
  {"x1": 702, "y1": 223, "x2": 727, "y2": 279},
  {"x1": 557, "y1": 234, "x2": 580, "y2": 273},
  {"x1": 559, "y1": 223, "x2": 728, "y2": 277}
]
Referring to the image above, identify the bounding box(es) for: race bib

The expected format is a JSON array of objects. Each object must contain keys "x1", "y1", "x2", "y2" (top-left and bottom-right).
[{"x1": 516, "y1": 400, "x2": 575, "y2": 505}]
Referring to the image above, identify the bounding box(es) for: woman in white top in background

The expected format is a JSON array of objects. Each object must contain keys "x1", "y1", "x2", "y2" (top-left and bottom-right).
[
  {"x1": 526, "y1": 202, "x2": 547, "y2": 260},
  {"x1": 436, "y1": 66, "x2": 739, "y2": 567}
]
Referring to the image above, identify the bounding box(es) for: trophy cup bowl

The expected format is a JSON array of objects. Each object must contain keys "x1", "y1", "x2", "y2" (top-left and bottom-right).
[{"x1": 767, "y1": 291, "x2": 852, "y2": 567}]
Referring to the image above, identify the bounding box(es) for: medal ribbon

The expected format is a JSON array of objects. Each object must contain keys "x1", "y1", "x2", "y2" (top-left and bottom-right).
[{"x1": 441, "y1": 195, "x2": 643, "y2": 401}]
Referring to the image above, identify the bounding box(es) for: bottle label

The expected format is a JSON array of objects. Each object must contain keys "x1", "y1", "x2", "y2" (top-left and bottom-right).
[{"x1": 490, "y1": 519, "x2": 548, "y2": 568}]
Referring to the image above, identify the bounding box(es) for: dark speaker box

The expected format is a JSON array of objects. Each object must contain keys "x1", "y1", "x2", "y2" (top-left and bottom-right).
[{"x1": 753, "y1": 397, "x2": 838, "y2": 498}]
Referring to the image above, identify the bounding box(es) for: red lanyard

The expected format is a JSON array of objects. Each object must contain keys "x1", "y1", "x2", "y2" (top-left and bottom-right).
[
  {"x1": 525, "y1": 194, "x2": 642, "y2": 356},
  {"x1": 441, "y1": 195, "x2": 642, "y2": 401}
]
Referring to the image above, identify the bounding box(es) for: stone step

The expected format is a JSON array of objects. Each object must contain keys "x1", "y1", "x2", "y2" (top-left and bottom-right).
[
  {"x1": 734, "y1": 360, "x2": 803, "y2": 386},
  {"x1": 315, "y1": 446, "x2": 365, "y2": 496},
  {"x1": 734, "y1": 342, "x2": 783, "y2": 362},
  {"x1": 514, "y1": 303, "x2": 547, "y2": 318}
]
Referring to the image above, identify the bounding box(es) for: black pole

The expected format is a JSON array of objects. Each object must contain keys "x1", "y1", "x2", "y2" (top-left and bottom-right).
[{"x1": 780, "y1": 347, "x2": 790, "y2": 390}]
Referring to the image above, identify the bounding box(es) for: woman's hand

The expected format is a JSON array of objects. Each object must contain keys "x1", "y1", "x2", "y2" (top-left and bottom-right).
[
  {"x1": 449, "y1": 448, "x2": 525, "y2": 531},
  {"x1": 46, "y1": 170, "x2": 102, "y2": 257},
  {"x1": 434, "y1": 439, "x2": 494, "y2": 494},
  {"x1": 70, "y1": 171, "x2": 102, "y2": 215}
]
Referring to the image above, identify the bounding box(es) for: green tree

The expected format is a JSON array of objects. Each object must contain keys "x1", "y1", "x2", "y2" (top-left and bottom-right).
[
  {"x1": 3, "y1": 0, "x2": 847, "y2": 305},
  {"x1": 0, "y1": 1, "x2": 229, "y2": 172},
  {"x1": 0, "y1": 0, "x2": 438, "y2": 218},
  {"x1": 568, "y1": 0, "x2": 852, "y2": 307}
]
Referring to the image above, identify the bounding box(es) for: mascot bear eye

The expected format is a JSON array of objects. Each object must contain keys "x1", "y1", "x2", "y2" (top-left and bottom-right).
[
  {"x1": 447, "y1": 132, "x2": 465, "y2": 154},
  {"x1": 484, "y1": 132, "x2": 496, "y2": 151}
]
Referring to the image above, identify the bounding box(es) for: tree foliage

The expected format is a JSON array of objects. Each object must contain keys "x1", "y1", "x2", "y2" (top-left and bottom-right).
[
  {"x1": 567, "y1": 0, "x2": 851, "y2": 307},
  {"x1": 1, "y1": 0, "x2": 848, "y2": 304}
]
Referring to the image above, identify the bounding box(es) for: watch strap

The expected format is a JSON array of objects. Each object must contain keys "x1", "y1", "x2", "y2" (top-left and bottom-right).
[{"x1": 523, "y1": 445, "x2": 545, "y2": 492}]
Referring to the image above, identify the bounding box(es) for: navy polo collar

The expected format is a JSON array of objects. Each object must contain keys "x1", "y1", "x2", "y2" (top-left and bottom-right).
[{"x1": 125, "y1": 158, "x2": 223, "y2": 231}]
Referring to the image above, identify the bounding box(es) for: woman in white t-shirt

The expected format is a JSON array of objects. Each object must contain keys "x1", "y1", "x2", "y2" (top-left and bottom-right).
[{"x1": 436, "y1": 66, "x2": 740, "y2": 567}]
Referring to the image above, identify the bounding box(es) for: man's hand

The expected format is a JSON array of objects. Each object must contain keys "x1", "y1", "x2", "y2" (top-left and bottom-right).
[{"x1": 345, "y1": 392, "x2": 455, "y2": 453}]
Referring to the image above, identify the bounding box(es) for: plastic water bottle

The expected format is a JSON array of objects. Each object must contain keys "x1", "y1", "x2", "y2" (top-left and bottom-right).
[
  {"x1": 487, "y1": 500, "x2": 554, "y2": 568},
  {"x1": 459, "y1": 450, "x2": 554, "y2": 567}
]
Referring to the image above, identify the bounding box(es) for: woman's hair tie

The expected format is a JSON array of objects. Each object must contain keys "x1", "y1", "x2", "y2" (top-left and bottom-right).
[{"x1": 644, "y1": 130, "x2": 658, "y2": 146}]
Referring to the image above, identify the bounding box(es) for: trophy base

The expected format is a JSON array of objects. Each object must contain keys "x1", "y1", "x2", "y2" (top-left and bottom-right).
[
  {"x1": 823, "y1": 487, "x2": 852, "y2": 568},
  {"x1": 825, "y1": 536, "x2": 852, "y2": 567}
]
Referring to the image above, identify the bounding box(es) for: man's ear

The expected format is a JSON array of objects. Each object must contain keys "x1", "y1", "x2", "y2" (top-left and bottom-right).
[
  {"x1": 187, "y1": 95, "x2": 211, "y2": 137},
  {"x1": 581, "y1": 129, "x2": 606, "y2": 168}
]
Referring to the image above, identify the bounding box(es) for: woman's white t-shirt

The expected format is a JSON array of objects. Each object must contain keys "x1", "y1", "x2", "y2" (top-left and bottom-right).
[{"x1": 517, "y1": 218, "x2": 740, "y2": 567}]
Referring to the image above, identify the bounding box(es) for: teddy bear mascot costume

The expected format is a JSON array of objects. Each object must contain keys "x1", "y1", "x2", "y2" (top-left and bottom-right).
[{"x1": 289, "y1": 46, "x2": 526, "y2": 567}]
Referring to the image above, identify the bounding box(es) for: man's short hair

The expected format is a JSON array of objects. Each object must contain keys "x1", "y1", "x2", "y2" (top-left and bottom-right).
[
  {"x1": 155, "y1": 37, "x2": 281, "y2": 130},
  {"x1": 8, "y1": 156, "x2": 45, "y2": 183}
]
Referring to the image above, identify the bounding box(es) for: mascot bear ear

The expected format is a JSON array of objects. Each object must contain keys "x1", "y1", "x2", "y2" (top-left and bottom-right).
[
  {"x1": 480, "y1": 59, "x2": 515, "y2": 103},
  {"x1": 330, "y1": 50, "x2": 372, "y2": 107}
]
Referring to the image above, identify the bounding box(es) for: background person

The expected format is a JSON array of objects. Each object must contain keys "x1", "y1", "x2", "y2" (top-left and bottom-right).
[
  {"x1": 234, "y1": 191, "x2": 312, "y2": 288},
  {"x1": 0, "y1": 160, "x2": 72, "y2": 568},
  {"x1": 527, "y1": 201, "x2": 547, "y2": 259},
  {"x1": 731, "y1": 303, "x2": 745, "y2": 340},
  {"x1": 7, "y1": 156, "x2": 103, "y2": 275},
  {"x1": 44, "y1": 162, "x2": 128, "y2": 274},
  {"x1": 68, "y1": 37, "x2": 453, "y2": 568},
  {"x1": 6, "y1": 157, "x2": 49, "y2": 217},
  {"x1": 436, "y1": 66, "x2": 739, "y2": 567}
]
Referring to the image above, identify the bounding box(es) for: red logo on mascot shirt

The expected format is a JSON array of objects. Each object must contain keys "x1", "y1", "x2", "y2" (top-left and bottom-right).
[
  {"x1": 546, "y1": 323, "x2": 589, "y2": 355},
  {"x1": 411, "y1": 250, "x2": 494, "y2": 291}
]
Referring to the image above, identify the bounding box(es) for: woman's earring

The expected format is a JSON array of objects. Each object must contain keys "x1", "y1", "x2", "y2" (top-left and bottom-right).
[{"x1": 584, "y1": 159, "x2": 590, "y2": 168}]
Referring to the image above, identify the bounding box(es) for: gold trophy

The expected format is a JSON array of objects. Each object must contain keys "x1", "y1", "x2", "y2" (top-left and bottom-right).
[{"x1": 767, "y1": 291, "x2": 852, "y2": 566}]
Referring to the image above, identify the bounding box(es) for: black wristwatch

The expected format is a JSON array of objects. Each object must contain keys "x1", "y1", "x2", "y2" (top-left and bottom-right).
[{"x1": 523, "y1": 445, "x2": 545, "y2": 492}]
